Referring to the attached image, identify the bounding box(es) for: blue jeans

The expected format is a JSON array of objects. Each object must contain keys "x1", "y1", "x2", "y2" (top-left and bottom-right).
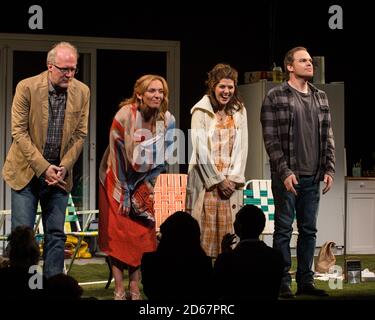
[
  {"x1": 11, "y1": 176, "x2": 68, "y2": 279},
  {"x1": 271, "y1": 174, "x2": 320, "y2": 287}
]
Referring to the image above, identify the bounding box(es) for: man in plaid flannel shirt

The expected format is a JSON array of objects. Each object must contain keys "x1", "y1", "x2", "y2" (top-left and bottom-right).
[{"x1": 261, "y1": 46, "x2": 335, "y2": 298}]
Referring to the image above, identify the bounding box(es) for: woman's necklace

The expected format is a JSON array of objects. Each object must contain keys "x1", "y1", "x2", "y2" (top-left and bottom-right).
[{"x1": 216, "y1": 109, "x2": 227, "y2": 122}]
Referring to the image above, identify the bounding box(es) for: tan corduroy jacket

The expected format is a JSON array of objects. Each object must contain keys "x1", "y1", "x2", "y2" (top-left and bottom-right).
[
  {"x1": 186, "y1": 95, "x2": 248, "y2": 229},
  {"x1": 2, "y1": 71, "x2": 90, "y2": 192}
]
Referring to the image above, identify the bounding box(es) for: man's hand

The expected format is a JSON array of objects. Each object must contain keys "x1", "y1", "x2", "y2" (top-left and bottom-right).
[
  {"x1": 322, "y1": 174, "x2": 333, "y2": 194},
  {"x1": 221, "y1": 233, "x2": 237, "y2": 253},
  {"x1": 56, "y1": 166, "x2": 67, "y2": 181},
  {"x1": 44, "y1": 165, "x2": 67, "y2": 190},
  {"x1": 284, "y1": 174, "x2": 298, "y2": 195}
]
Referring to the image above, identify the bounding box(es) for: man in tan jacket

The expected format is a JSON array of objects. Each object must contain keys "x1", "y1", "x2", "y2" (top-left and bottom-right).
[{"x1": 2, "y1": 42, "x2": 90, "y2": 278}]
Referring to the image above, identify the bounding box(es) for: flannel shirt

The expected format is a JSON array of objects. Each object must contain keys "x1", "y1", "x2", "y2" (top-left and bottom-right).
[{"x1": 260, "y1": 81, "x2": 335, "y2": 182}]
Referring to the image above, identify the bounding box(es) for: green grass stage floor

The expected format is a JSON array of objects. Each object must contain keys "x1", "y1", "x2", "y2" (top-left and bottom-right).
[{"x1": 69, "y1": 254, "x2": 375, "y2": 300}]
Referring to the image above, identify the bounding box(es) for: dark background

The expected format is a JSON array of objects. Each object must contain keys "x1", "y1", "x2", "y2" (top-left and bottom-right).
[{"x1": 1, "y1": 0, "x2": 369, "y2": 175}]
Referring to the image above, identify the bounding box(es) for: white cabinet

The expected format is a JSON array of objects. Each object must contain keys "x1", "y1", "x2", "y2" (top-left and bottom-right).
[
  {"x1": 346, "y1": 179, "x2": 375, "y2": 254},
  {"x1": 239, "y1": 81, "x2": 345, "y2": 247}
]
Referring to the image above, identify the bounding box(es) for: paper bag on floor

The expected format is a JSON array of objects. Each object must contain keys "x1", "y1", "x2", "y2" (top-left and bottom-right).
[{"x1": 315, "y1": 241, "x2": 336, "y2": 273}]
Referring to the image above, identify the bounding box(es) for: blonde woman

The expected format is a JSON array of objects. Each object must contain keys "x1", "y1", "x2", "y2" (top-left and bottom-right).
[{"x1": 99, "y1": 74, "x2": 175, "y2": 300}]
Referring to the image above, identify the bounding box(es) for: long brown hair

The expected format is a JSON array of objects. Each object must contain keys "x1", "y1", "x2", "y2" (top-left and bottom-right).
[
  {"x1": 206, "y1": 63, "x2": 244, "y2": 114},
  {"x1": 119, "y1": 74, "x2": 169, "y2": 122}
]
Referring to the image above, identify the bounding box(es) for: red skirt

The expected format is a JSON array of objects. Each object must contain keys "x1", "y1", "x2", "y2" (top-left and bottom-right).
[{"x1": 98, "y1": 177, "x2": 157, "y2": 267}]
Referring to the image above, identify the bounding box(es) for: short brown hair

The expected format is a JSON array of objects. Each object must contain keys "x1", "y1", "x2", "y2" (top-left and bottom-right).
[{"x1": 283, "y1": 46, "x2": 307, "y2": 75}]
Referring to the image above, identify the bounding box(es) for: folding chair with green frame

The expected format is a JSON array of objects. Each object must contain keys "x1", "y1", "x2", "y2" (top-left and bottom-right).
[
  {"x1": 34, "y1": 193, "x2": 99, "y2": 274},
  {"x1": 64, "y1": 194, "x2": 99, "y2": 273}
]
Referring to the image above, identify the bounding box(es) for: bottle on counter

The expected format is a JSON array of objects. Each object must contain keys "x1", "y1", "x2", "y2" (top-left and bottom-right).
[
  {"x1": 272, "y1": 63, "x2": 283, "y2": 83},
  {"x1": 352, "y1": 159, "x2": 362, "y2": 177}
]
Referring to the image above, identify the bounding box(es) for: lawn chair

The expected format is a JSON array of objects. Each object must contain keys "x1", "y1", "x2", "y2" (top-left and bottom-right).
[
  {"x1": 243, "y1": 179, "x2": 298, "y2": 238},
  {"x1": 154, "y1": 173, "x2": 188, "y2": 231},
  {"x1": 33, "y1": 194, "x2": 99, "y2": 274},
  {"x1": 0, "y1": 209, "x2": 42, "y2": 251},
  {"x1": 104, "y1": 173, "x2": 188, "y2": 289},
  {"x1": 62, "y1": 194, "x2": 99, "y2": 273},
  {"x1": 243, "y1": 180, "x2": 275, "y2": 236},
  {"x1": 0, "y1": 209, "x2": 43, "y2": 254},
  {"x1": 0, "y1": 210, "x2": 11, "y2": 244}
]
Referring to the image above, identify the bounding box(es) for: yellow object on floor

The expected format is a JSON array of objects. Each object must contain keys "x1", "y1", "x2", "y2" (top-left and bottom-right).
[{"x1": 65, "y1": 235, "x2": 92, "y2": 259}]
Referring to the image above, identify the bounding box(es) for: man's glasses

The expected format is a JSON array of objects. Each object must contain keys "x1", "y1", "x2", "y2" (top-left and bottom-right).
[{"x1": 53, "y1": 64, "x2": 79, "y2": 75}]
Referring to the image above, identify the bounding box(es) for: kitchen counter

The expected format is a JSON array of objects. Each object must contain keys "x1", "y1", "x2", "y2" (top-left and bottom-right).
[{"x1": 346, "y1": 177, "x2": 375, "y2": 181}]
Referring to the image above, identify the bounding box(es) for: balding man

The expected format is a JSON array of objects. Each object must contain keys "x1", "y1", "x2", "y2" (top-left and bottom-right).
[{"x1": 2, "y1": 42, "x2": 90, "y2": 278}]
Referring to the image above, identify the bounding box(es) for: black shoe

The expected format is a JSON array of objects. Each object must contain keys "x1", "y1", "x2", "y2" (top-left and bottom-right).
[
  {"x1": 279, "y1": 285, "x2": 295, "y2": 298},
  {"x1": 296, "y1": 283, "x2": 328, "y2": 297}
]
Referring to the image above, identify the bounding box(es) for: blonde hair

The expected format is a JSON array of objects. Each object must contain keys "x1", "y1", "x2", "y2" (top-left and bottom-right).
[{"x1": 120, "y1": 74, "x2": 169, "y2": 122}]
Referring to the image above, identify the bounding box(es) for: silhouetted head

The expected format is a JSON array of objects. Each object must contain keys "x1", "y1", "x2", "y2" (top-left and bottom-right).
[
  {"x1": 158, "y1": 211, "x2": 202, "y2": 254},
  {"x1": 8, "y1": 226, "x2": 40, "y2": 269},
  {"x1": 46, "y1": 273, "x2": 83, "y2": 300},
  {"x1": 234, "y1": 205, "x2": 266, "y2": 240}
]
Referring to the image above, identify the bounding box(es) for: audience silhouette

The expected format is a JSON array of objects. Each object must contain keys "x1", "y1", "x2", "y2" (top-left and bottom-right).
[
  {"x1": 0, "y1": 226, "x2": 44, "y2": 299},
  {"x1": 45, "y1": 273, "x2": 83, "y2": 300},
  {"x1": 141, "y1": 211, "x2": 214, "y2": 301},
  {"x1": 214, "y1": 204, "x2": 283, "y2": 300}
]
